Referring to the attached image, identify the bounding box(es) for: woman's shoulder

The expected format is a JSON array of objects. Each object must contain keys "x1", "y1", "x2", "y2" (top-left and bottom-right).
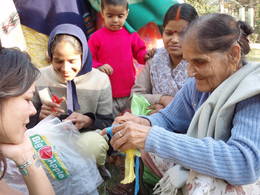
[
  {"x1": 77, "y1": 68, "x2": 111, "y2": 89},
  {"x1": 149, "y1": 48, "x2": 168, "y2": 62},
  {"x1": 37, "y1": 66, "x2": 54, "y2": 84},
  {"x1": 148, "y1": 48, "x2": 170, "y2": 69},
  {"x1": 39, "y1": 65, "x2": 52, "y2": 74}
]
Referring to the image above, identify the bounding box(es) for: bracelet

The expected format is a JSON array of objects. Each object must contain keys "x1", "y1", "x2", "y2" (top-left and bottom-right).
[{"x1": 17, "y1": 153, "x2": 37, "y2": 176}]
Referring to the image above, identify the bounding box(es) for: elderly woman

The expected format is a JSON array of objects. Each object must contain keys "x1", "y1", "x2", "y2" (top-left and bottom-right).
[{"x1": 104, "y1": 13, "x2": 260, "y2": 194}]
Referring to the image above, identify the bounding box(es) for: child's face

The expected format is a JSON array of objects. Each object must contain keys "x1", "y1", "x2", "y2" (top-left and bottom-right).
[
  {"x1": 51, "y1": 41, "x2": 82, "y2": 81},
  {"x1": 101, "y1": 4, "x2": 128, "y2": 31}
]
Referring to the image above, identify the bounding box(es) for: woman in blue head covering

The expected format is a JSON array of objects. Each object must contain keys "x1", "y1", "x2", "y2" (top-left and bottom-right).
[
  {"x1": 32, "y1": 24, "x2": 113, "y2": 131},
  {"x1": 30, "y1": 24, "x2": 113, "y2": 173}
]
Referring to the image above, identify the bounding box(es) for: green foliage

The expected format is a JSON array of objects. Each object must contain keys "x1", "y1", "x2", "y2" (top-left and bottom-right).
[{"x1": 185, "y1": 0, "x2": 218, "y2": 15}]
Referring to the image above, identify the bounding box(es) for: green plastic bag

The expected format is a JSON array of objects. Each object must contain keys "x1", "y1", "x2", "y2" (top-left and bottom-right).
[
  {"x1": 131, "y1": 94, "x2": 160, "y2": 186},
  {"x1": 131, "y1": 94, "x2": 151, "y2": 115}
]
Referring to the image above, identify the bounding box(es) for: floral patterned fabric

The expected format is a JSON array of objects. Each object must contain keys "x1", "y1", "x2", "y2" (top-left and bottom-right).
[
  {"x1": 149, "y1": 48, "x2": 188, "y2": 96},
  {"x1": 184, "y1": 171, "x2": 260, "y2": 195},
  {"x1": 0, "y1": 0, "x2": 26, "y2": 50}
]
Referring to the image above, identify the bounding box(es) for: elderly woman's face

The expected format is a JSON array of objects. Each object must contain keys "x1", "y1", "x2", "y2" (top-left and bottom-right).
[
  {"x1": 0, "y1": 83, "x2": 36, "y2": 144},
  {"x1": 52, "y1": 41, "x2": 82, "y2": 82},
  {"x1": 182, "y1": 38, "x2": 238, "y2": 92},
  {"x1": 163, "y1": 19, "x2": 189, "y2": 57}
]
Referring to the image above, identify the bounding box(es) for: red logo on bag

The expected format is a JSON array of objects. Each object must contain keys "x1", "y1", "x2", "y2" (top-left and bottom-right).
[{"x1": 39, "y1": 146, "x2": 53, "y2": 159}]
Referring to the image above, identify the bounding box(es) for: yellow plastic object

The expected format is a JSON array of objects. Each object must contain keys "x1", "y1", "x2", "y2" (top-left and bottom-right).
[
  {"x1": 121, "y1": 149, "x2": 141, "y2": 184},
  {"x1": 121, "y1": 149, "x2": 135, "y2": 184},
  {"x1": 120, "y1": 94, "x2": 150, "y2": 184}
]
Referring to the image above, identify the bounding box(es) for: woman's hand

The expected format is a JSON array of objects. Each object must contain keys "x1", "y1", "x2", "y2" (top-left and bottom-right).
[
  {"x1": 0, "y1": 135, "x2": 34, "y2": 165},
  {"x1": 65, "y1": 112, "x2": 93, "y2": 130},
  {"x1": 110, "y1": 121, "x2": 151, "y2": 151},
  {"x1": 39, "y1": 101, "x2": 65, "y2": 120},
  {"x1": 98, "y1": 64, "x2": 114, "y2": 75},
  {"x1": 113, "y1": 112, "x2": 151, "y2": 126},
  {"x1": 148, "y1": 103, "x2": 164, "y2": 114},
  {"x1": 159, "y1": 95, "x2": 173, "y2": 107}
]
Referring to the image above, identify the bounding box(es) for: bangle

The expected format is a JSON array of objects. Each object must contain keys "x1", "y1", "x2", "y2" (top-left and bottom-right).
[
  {"x1": 17, "y1": 160, "x2": 32, "y2": 176},
  {"x1": 16, "y1": 153, "x2": 37, "y2": 176}
]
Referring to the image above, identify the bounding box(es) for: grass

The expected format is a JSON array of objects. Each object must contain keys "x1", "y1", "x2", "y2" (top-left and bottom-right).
[{"x1": 98, "y1": 157, "x2": 122, "y2": 195}]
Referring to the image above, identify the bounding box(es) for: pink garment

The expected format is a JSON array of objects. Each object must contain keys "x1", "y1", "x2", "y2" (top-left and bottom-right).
[{"x1": 88, "y1": 27, "x2": 147, "y2": 98}]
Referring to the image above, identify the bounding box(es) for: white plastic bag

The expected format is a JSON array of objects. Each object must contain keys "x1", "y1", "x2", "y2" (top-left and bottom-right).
[{"x1": 26, "y1": 116, "x2": 103, "y2": 195}]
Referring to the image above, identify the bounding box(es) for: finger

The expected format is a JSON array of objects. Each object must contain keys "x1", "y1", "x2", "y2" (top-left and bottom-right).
[
  {"x1": 113, "y1": 112, "x2": 131, "y2": 124},
  {"x1": 40, "y1": 109, "x2": 52, "y2": 117},
  {"x1": 55, "y1": 108, "x2": 65, "y2": 114},
  {"x1": 149, "y1": 110, "x2": 157, "y2": 115},
  {"x1": 44, "y1": 101, "x2": 61, "y2": 107},
  {"x1": 106, "y1": 68, "x2": 113, "y2": 75},
  {"x1": 111, "y1": 124, "x2": 125, "y2": 135},
  {"x1": 76, "y1": 122, "x2": 84, "y2": 130},
  {"x1": 103, "y1": 68, "x2": 110, "y2": 75},
  {"x1": 100, "y1": 129, "x2": 107, "y2": 136},
  {"x1": 147, "y1": 105, "x2": 154, "y2": 110},
  {"x1": 108, "y1": 67, "x2": 114, "y2": 75},
  {"x1": 110, "y1": 132, "x2": 127, "y2": 151}
]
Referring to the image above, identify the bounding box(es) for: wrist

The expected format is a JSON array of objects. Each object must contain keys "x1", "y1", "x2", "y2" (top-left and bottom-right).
[
  {"x1": 140, "y1": 118, "x2": 151, "y2": 126},
  {"x1": 16, "y1": 153, "x2": 39, "y2": 176},
  {"x1": 159, "y1": 96, "x2": 165, "y2": 105},
  {"x1": 83, "y1": 116, "x2": 93, "y2": 128},
  {"x1": 14, "y1": 150, "x2": 35, "y2": 166}
]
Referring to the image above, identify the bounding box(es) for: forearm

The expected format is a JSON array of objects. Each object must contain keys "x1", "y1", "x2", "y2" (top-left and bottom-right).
[
  {"x1": 145, "y1": 95, "x2": 260, "y2": 185},
  {"x1": 13, "y1": 150, "x2": 54, "y2": 195},
  {"x1": 145, "y1": 127, "x2": 259, "y2": 185},
  {"x1": 23, "y1": 163, "x2": 55, "y2": 195}
]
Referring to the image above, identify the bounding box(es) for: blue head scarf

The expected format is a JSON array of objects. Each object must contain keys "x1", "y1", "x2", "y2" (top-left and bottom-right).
[{"x1": 48, "y1": 24, "x2": 92, "y2": 114}]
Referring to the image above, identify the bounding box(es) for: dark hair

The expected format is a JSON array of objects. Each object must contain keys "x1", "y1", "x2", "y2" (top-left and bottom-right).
[
  {"x1": 163, "y1": 3, "x2": 198, "y2": 28},
  {"x1": 49, "y1": 34, "x2": 82, "y2": 60},
  {"x1": 0, "y1": 44, "x2": 40, "y2": 179},
  {"x1": 101, "y1": 0, "x2": 128, "y2": 10},
  {"x1": 185, "y1": 13, "x2": 253, "y2": 64}
]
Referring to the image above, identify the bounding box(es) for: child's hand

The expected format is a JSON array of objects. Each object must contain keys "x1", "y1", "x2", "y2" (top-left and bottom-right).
[
  {"x1": 98, "y1": 64, "x2": 114, "y2": 75},
  {"x1": 144, "y1": 48, "x2": 156, "y2": 61}
]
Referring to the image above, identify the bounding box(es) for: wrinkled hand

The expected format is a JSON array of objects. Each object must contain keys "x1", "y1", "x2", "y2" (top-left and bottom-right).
[
  {"x1": 39, "y1": 100, "x2": 65, "y2": 120},
  {"x1": 159, "y1": 95, "x2": 173, "y2": 107},
  {"x1": 0, "y1": 135, "x2": 35, "y2": 165},
  {"x1": 113, "y1": 112, "x2": 150, "y2": 126},
  {"x1": 148, "y1": 103, "x2": 164, "y2": 115},
  {"x1": 144, "y1": 48, "x2": 156, "y2": 61},
  {"x1": 98, "y1": 64, "x2": 114, "y2": 75},
  {"x1": 109, "y1": 121, "x2": 151, "y2": 151},
  {"x1": 64, "y1": 112, "x2": 93, "y2": 130}
]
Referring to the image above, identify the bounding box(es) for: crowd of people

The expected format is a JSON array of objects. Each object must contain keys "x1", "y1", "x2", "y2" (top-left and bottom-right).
[{"x1": 0, "y1": 0, "x2": 259, "y2": 195}]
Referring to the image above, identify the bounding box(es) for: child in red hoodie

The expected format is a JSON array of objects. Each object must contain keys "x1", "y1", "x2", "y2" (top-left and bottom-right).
[{"x1": 88, "y1": 0, "x2": 151, "y2": 116}]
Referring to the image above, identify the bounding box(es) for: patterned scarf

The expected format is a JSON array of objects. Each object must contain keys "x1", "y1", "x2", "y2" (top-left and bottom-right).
[{"x1": 150, "y1": 48, "x2": 188, "y2": 97}]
